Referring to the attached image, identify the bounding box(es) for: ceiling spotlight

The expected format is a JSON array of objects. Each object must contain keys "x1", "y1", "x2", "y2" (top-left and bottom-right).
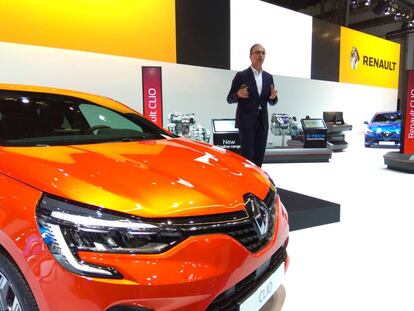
[
  {"x1": 373, "y1": 0, "x2": 389, "y2": 15},
  {"x1": 402, "y1": 19, "x2": 414, "y2": 29},
  {"x1": 351, "y1": 0, "x2": 358, "y2": 9},
  {"x1": 394, "y1": 11, "x2": 402, "y2": 20}
]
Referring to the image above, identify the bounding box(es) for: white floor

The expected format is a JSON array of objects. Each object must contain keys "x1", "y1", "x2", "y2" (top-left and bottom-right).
[{"x1": 263, "y1": 131, "x2": 414, "y2": 311}]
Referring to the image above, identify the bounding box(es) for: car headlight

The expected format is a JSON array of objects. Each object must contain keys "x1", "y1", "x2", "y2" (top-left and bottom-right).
[
  {"x1": 376, "y1": 128, "x2": 382, "y2": 134},
  {"x1": 365, "y1": 127, "x2": 374, "y2": 134},
  {"x1": 36, "y1": 195, "x2": 183, "y2": 278},
  {"x1": 396, "y1": 129, "x2": 400, "y2": 135}
]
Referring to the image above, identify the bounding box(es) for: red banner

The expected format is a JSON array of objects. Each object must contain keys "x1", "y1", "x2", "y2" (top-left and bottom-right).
[
  {"x1": 403, "y1": 70, "x2": 414, "y2": 154},
  {"x1": 142, "y1": 66, "x2": 163, "y2": 127}
]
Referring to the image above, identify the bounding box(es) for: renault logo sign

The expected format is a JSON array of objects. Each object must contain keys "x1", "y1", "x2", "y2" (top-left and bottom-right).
[
  {"x1": 246, "y1": 196, "x2": 269, "y2": 238},
  {"x1": 340, "y1": 27, "x2": 400, "y2": 88},
  {"x1": 350, "y1": 47, "x2": 359, "y2": 70}
]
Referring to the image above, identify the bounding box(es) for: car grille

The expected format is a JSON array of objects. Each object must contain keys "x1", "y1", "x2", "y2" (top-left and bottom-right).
[
  {"x1": 181, "y1": 210, "x2": 275, "y2": 253},
  {"x1": 379, "y1": 131, "x2": 399, "y2": 138},
  {"x1": 159, "y1": 188, "x2": 277, "y2": 253},
  {"x1": 206, "y1": 245, "x2": 287, "y2": 311}
]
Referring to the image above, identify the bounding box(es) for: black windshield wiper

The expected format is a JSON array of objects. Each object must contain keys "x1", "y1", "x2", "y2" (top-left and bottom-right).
[
  {"x1": 118, "y1": 133, "x2": 163, "y2": 142},
  {"x1": 121, "y1": 137, "x2": 140, "y2": 142}
]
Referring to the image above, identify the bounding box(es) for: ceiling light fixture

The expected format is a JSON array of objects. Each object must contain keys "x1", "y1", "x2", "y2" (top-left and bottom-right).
[
  {"x1": 351, "y1": 0, "x2": 358, "y2": 9},
  {"x1": 394, "y1": 10, "x2": 402, "y2": 20},
  {"x1": 373, "y1": 0, "x2": 389, "y2": 15}
]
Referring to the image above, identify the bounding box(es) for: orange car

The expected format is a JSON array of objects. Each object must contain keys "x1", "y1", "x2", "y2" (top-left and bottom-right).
[{"x1": 0, "y1": 84, "x2": 289, "y2": 311}]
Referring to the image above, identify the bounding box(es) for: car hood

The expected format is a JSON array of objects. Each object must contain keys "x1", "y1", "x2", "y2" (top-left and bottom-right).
[
  {"x1": 368, "y1": 122, "x2": 401, "y2": 131},
  {"x1": 0, "y1": 138, "x2": 270, "y2": 218}
]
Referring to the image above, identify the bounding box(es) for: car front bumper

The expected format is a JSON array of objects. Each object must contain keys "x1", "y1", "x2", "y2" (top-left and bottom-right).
[{"x1": 22, "y1": 201, "x2": 289, "y2": 311}]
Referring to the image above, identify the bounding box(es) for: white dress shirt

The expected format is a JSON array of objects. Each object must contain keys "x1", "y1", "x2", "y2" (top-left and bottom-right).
[{"x1": 251, "y1": 66, "x2": 263, "y2": 95}]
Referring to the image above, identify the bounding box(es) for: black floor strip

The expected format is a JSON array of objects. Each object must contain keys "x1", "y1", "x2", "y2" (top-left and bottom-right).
[{"x1": 278, "y1": 188, "x2": 341, "y2": 231}]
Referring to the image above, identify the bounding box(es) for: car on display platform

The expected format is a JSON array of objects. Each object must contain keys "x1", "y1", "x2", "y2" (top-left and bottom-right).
[
  {"x1": 0, "y1": 84, "x2": 289, "y2": 311},
  {"x1": 364, "y1": 111, "x2": 401, "y2": 148}
]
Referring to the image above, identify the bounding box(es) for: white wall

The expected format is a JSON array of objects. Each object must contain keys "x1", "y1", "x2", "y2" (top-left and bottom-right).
[
  {"x1": 230, "y1": 0, "x2": 312, "y2": 79},
  {"x1": 0, "y1": 42, "x2": 397, "y2": 146}
]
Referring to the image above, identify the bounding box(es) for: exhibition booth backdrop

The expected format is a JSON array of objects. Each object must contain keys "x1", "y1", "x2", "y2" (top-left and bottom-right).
[
  {"x1": 0, "y1": 40, "x2": 397, "y2": 146},
  {"x1": 0, "y1": 0, "x2": 408, "y2": 271},
  {"x1": 0, "y1": 0, "x2": 400, "y2": 147}
]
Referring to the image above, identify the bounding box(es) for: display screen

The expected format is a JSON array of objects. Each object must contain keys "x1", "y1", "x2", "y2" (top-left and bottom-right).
[
  {"x1": 323, "y1": 111, "x2": 344, "y2": 124},
  {"x1": 302, "y1": 119, "x2": 326, "y2": 129},
  {"x1": 212, "y1": 119, "x2": 237, "y2": 132}
]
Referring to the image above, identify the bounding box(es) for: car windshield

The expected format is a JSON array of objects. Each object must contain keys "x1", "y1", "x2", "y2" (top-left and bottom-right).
[
  {"x1": 0, "y1": 90, "x2": 171, "y2": 147},
  {"x1": 372, "y1": 113, "x2": 401, "y2": 123}
]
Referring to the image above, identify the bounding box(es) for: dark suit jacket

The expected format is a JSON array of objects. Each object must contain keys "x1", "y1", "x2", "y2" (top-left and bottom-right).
[{"x1": 227, "y1": 67, "x2": 278, "y2": 130}]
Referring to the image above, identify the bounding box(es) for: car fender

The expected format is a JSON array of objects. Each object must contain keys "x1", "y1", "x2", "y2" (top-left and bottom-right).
[{"x1": 0, "y1": 172, "x2": 50, "y2": 311}]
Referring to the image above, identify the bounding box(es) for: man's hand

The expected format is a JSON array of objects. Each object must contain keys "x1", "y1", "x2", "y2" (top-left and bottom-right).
[
  {"x1": 237, "y1": 84, "x2": 249, "y2": 99},
  {"x1": 269, "y1": 84, "x2": 277, "y2": 100}
]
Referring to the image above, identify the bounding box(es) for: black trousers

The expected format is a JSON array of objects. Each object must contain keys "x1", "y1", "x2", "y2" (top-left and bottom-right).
[{"x1": 239, "y1": 111, "x2": 268, "y2": 167}]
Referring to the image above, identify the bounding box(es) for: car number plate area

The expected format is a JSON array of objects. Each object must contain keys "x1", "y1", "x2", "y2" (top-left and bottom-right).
[
  {"x1": 239, "y1": 262, "x2": 284, "y2": 311},
  {"x1": 379, "y1": 141, "x2": 396, "y2": 145}
]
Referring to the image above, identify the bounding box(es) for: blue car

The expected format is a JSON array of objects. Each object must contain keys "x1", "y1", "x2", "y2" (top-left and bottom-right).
[{"x1": 364, "y1": 111, "x2": 401, "y2": 148}]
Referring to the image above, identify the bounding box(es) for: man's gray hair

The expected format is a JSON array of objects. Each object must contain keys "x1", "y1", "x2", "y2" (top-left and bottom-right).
[{"x1": 250, "y1": 43, "x2": 264, "y2": 55}]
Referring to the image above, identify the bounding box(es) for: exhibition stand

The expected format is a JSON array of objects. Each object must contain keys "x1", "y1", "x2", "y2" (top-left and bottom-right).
[
  {"x1": 264, "y1": 115, "x2": 341, "y2": 230},
  {"x1": 263, "y1": 148, "x2": 332, "y2": 163},
  {"x1": 264, "y1": 117, "x2": 332, "y2": 163},
  {"x1": 384, "y1": 70, "x2": 414, "y2": 174},
  {"x1": 323, "y1": 111, "x2": 353, "y2": 152},
  {"x1": 383, "y1": 152, "x2": 414, "y2": 173}
]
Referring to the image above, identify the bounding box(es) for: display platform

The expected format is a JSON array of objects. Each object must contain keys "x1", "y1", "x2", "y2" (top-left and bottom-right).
[
  {"x1": 278, "y1": 188, "x2": 341, "y2": 231},
  {"x1": 383, "y1": 151, "x2": 414, "y2": 173},
  {"x1": 323, "y1": 111, "x2": 353, "y2": 152},
  {"x1": 264, "y1": 147, "x2": 332, "y2": 163},
  {"x1": 326, "y1": 124, "x2": 352, "y2": 151},
  {"x1": 326, "y1": 140, "x2": 349, "y2": 151}
]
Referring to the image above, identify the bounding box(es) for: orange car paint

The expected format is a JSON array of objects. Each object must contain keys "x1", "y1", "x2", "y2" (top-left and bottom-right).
[{"x1": 0, "y1": 84, "x2": 289, "y2": 311}]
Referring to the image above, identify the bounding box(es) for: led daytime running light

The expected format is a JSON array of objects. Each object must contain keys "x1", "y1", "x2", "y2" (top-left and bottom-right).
[
  {"x1": 50, "y1": 211, "x2": 158, "y2": 230},
  {"x1": 48, "y1": 223, "x2": 114, "y2": 276},
  {"x1": 36, "y1": 195, "x2": 183, "y2": 278}
]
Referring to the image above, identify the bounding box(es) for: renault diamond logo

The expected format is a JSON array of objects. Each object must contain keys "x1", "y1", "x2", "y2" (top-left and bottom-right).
[
  {"x1": 350, "y1": 47, "x2": 360, "y2": 70},
  {"x1": 246, "y1": 196, "x2": 269, "y2": 238}
]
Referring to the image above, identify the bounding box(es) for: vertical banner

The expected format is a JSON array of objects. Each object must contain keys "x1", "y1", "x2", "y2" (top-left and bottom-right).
[
  {"x1": 403, "y1": 70, "x2": 414, "y2": 154},
  {"x1": 142, "y1": 66, "x2": 163, "y2": 127}
]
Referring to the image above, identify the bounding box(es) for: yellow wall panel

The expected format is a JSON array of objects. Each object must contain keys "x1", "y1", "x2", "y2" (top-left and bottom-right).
[
  {"x1": 339, "y1": 27, "x2": 400, "y2": 89},
  {"x1": 0, "y1": 0, "x2": 176, "y2": 62}
]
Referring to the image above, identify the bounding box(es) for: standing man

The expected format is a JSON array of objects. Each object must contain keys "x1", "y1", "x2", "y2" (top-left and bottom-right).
[{"x1": 227, "y1": 43, "x2": 278, "y2": 167}]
